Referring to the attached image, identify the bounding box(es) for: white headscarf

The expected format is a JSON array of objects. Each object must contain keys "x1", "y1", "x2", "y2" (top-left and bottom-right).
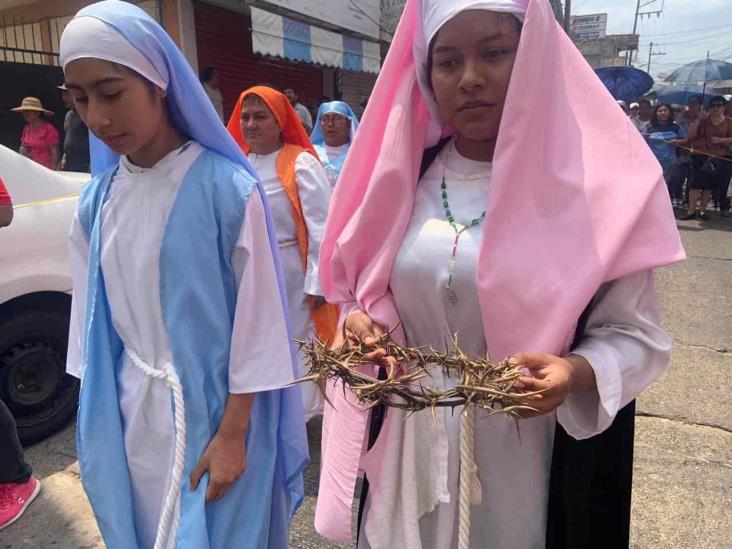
[{"x1": 59, "y1": 15, "x2": 168, "y2": 89}]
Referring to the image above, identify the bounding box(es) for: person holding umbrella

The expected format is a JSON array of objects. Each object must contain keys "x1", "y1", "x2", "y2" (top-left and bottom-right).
[{"x1": 682, "y1": 95, "x2": 732, "y2": 219}]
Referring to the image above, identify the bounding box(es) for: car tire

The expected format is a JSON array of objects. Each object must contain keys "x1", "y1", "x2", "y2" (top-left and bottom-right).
[{"x1": 0, "y1": 309, "x2": 79, "y2": 445}]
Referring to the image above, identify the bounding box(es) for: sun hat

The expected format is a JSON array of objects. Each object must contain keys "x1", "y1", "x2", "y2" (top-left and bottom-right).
[{"x1": 10, "y1": 96, "x2": 54, "y2": 115}]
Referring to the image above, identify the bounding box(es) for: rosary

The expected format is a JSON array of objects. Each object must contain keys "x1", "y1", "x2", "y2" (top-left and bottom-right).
[{"x1": 440, "y1": 140, "x2": 487, "y2": 305}]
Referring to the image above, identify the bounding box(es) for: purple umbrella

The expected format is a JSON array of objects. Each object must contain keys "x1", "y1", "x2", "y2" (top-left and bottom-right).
[{"x1": 594, "y1": 66, "x2": 654, "y2": 102}]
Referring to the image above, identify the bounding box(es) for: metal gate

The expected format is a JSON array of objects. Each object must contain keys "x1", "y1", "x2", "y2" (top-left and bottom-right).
[
  {"x1": 0, "y1": 1, "x2": 162, "y2": 150},
  {"x1": 0, "y1": 0, "x2": 161, "y2": 66}
]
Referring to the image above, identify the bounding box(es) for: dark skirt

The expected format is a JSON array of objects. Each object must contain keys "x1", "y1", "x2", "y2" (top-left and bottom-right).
[{"x1": 689, "y1": 153, "x2": 726, "y2": 191}]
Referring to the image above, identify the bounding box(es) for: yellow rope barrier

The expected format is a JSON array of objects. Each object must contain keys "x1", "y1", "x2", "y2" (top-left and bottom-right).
[
  {"x1": 656, "y1": 137, "x2": 732, "y2": 163},
  {"x1": 12, "y1": 194, "x2": 80, "y2": 210}
]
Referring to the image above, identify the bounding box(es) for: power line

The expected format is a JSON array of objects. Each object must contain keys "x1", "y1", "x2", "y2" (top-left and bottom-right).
[
  {"x1": 638, "y1": 28, "x2": 732, "y2": 47},
  {"x1": 639, "y1": 21, "x2": 732, "y2": 38}
]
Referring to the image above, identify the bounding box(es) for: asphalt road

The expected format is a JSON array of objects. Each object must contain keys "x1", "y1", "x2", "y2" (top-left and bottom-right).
[{"x1": 3, "y1": 211, "x2": 730, "y2": 549}]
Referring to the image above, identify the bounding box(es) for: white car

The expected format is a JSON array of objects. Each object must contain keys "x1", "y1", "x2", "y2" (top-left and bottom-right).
[{"x1": 0, "y1": 145, "x2": 88, "y2": 444}]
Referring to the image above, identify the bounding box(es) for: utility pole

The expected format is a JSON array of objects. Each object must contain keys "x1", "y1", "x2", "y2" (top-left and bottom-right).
[
  {"x1": 646, "y1": 41, "x2": 666, "y2": 73},
  {"x1": 626, "y1": 0, "x2": 664, "y2": 66},
  {"x1": 563, "y1": 0, "x2": 572, "y2": 32},
  {"x1": 548, "y1": 0, "x2": 564, "y2": 23}
]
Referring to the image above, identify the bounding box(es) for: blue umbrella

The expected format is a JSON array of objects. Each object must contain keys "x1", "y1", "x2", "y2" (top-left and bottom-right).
[
  {"x1": 594, "y1": 66, "x2": 654, "y2": 102},
  {"x1": 654, "y1": 84, "x2": 712, "y2": 106},
  {"x1": 665, "y1": 58, "x2": 732, "y2": 84}
]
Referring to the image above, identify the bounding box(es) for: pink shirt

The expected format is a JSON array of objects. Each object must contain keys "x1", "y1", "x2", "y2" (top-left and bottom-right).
[{"x1": 21, "y1": 121, "x2": 60, "y2": 169}]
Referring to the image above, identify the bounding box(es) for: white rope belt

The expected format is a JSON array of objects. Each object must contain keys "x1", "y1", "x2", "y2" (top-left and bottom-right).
[
  {"x1": 458, "y1": 407, "x2": 482, "y2": 549},
  {"x1": 125, "y1": 349, "x2": 186, "y2": 549},
  {"x1": 278, "y1": 239, "x2": 299, "y2": 249}
]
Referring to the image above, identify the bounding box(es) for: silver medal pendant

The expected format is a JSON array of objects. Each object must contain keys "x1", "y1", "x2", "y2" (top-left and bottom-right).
[{"x1": 446, "y1": 286, "x2": 458, "y2": 305}]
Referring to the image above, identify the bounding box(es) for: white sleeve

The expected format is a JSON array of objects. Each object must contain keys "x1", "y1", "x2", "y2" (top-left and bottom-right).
[
  {"x1": 295, "y1": 151, "x2": 332, "y2": 297},
  {"x1": 299, "y1": 105, "x2": 313, "y2": 131},
  {"x1": 228, "y1": 190, "x2": 295, "y2": 394},
  {"x1": 557, "y1": 270, "x2": 671, "y2": 439},
  {"x1": 66, "y1": 213, "x2": 89, "y2": 379}
]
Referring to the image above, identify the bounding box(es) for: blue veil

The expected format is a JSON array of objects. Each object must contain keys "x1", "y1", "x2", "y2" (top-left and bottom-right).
[
  {"x1": 310, "y1": 101, "x2": 359, "y2": 185},
  {"x1": 310, "y1": 100, "x2": 360, "y2": 146}
]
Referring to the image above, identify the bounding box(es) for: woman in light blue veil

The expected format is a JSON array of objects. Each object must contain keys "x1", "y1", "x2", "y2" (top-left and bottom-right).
[{"x1": 311, "y1": 101, "x2": 359, "y2": 186}]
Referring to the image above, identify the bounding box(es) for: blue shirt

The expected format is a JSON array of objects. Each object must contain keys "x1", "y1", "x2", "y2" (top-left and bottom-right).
[{"x1": 643, "y1": 123, "x2": 686, "y2": 169}]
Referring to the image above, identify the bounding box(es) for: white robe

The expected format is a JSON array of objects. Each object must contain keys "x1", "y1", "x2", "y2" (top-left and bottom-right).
[
  {"x1": 247, "y1": 148, "x2": 332, "y2": 420},
  {"x1": 66, "y1": 141, "x2": 295, "y2": 548},
  {"x1": 359, "y1": 141, "x2": 671, "y2": 549}
]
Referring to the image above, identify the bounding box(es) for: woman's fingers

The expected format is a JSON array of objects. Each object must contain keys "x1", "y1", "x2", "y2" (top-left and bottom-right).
[
  {"x1": 511, "y1": 352, "x2": 554, "y2": 370},
  {"x1": 344, "y1": 312, "x2": 384, "y2": 346},
  {"x1": 206, "y1": 480, "x2": 220, "y2": 502},
  {"x1": 189, "y1": 456, "x2": 208, "y2": 491},
  {"x1": 206, "y1": 478, "x2": 232, "y2": 502}
]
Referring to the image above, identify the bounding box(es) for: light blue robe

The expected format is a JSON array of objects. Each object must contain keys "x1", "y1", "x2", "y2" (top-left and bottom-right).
[{"x1": 67, "y1": 1, "x2": 308, "y2": 547}]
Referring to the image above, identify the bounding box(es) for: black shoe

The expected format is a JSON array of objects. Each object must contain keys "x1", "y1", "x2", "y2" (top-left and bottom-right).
[
  {"x1": 679, "y1": 212, "x2": 697, "y2": 220},
  {"x1": 698, "y1": 211, "x2": 709, "y2": 220}
]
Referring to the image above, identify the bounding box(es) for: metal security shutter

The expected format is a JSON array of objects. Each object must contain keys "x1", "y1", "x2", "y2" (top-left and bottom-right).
[
  {"x1": 194, "y1": 1, "x2": 323, "y2": 121},
  {"x1": 340, "y1": 69, "x2": 377, "y2": 119}
]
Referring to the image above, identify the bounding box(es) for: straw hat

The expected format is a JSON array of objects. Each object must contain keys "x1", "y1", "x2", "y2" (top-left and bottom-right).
[{"x1": 10, "y1": 96, "x2": 54, "y2": 115}]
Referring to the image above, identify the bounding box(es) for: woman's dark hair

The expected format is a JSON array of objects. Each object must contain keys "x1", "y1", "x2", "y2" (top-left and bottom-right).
[
  {"x1": 199, "y1": 67, "x2": 216, "y2": 83},
  {"x1": 708, "y1": 94, "x2": 727, "y2": 106},
  {"x1": 687, "y1": 95, "x2": 703, "y2": 106},
  {"x1": 650, "y1": 102, "x2": 676, "y2": 128}
]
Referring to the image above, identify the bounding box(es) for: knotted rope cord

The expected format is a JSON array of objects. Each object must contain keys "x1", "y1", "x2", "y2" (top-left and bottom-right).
[
  {"x1": 659, "y1": 138, "x2": 732, "y2": 163},
  {"x1": 126, "y1": 349, "x2": 186, "y2": 549},
  {"x1": 458, "y1": 406, "x2": 482, "y2": 549}
]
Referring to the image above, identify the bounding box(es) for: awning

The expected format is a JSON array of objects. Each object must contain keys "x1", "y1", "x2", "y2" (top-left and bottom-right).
[{"x1": 251, "y1": 6, "x2": 380, "y2": 74}]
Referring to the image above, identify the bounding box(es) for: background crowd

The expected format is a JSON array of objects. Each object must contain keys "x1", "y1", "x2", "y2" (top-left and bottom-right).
[{"x1": 620, "y1": 93, "x2": 732, "y2": 219}]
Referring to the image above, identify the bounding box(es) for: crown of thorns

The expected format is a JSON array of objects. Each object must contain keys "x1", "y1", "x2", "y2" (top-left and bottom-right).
[{"x1": 294, "y1": 331, "x2": 539, "y2": 419}]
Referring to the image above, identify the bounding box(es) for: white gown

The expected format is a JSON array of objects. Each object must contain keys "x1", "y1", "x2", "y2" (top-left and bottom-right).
[
  {"x1": 247, "y1": 148, "x2": 332, "y2": 420},
  {"x1": 66, "y1": 141, "x2": 295, "y2": 548},
  {"x1": 359, "y1": 141, "x2": 672, "y2": 549}
]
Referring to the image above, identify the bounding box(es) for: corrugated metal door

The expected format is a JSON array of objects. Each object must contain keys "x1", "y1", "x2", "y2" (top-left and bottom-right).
[
  {"x1": 194, "y1": 1, "x2": 323, "y2": 121},
  {"x1": 340, "y1": 69, "x2": 377, "y2": 119}
]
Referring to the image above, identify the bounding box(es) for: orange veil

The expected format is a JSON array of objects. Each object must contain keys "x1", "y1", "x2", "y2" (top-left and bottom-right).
[{"x1": 227, "y1": 86, "x2": 338, "y2": 342}]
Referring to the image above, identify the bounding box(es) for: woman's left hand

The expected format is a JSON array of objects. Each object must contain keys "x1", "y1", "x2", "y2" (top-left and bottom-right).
[
  {"x1": 190, "y1": 431, "x2": 247, "y2": 502},
  {"x1": 511, "y1": 352, "x2": 595, "y2": 417},
  {"x1": 710, "y1": 136, "x2": 724, "y2": 145}
]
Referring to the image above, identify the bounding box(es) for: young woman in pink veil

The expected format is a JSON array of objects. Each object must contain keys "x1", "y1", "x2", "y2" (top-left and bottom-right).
[{"x1": 315, "y1": 1, "x2": 684, "y2": 548}]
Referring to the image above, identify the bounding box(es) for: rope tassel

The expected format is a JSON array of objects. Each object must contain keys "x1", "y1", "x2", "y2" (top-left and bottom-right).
[
  {"x1": 126, "y1": 349, "x2": 187, "y2": 549},
  {"x1": 458, "y1": 406, "x2": 482, "y2": 549}
]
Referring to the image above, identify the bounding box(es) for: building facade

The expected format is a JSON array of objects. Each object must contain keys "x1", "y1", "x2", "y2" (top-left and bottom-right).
[{"x1": 0, "y1": 0, "x2": 383, "y2": 149}]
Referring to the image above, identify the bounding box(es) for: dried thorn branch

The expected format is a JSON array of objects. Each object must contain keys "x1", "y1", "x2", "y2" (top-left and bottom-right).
[{"x1": 292, "y1": 334, "x2": 537, "y2": 419}]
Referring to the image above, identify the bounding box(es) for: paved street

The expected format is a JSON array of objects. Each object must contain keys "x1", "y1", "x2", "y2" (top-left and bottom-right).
[{"x1": 2, "y1": 212, "x2": 730, "y2": 549}]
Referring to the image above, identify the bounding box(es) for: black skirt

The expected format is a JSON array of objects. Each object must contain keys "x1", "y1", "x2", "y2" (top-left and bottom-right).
[{"x1": 688, "y1": 153, "x2": 726, "y2": 191}]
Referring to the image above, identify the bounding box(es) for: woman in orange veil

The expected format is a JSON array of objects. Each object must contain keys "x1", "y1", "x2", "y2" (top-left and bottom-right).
[{"x1": 228, "y1": 86, "x2": 337, "y2": 420}]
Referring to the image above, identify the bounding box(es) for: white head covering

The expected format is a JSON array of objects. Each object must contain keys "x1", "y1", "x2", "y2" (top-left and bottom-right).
[
  {"x1": 422, "y1": 0, "x2": 526, "y2": 45},
  {"x1": 59, "y1": 16, "x2": 168, "y2": 89},
  {"x1": 413, "y1": 0, "x2": 528, "y2": 140}
]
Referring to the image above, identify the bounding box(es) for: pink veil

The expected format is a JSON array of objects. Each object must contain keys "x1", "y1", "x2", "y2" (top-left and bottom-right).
[{"x1": 315, "y1": 0, "x2": 684, "y2": 540}]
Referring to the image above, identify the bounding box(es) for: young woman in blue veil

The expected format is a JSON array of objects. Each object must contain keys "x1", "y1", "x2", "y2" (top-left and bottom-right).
[{"x1": 61, "y1": 2, "x2": 308, "y2": 547}]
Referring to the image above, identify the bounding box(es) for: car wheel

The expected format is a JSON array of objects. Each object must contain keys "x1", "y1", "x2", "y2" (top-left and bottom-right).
[{"x1": 0, "y1": 310, "x2": 79, "y2": 445}]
